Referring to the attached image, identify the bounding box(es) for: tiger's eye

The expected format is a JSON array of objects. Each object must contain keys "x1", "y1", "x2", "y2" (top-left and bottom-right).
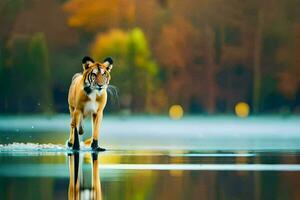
[{"x1": 91, "y1": 73, "x2": 97, "y2": 81}]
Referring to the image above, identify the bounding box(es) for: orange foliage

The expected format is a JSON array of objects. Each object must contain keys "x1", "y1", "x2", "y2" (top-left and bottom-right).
[
  {"x1": 63, "y1": 0, "x2": 136, "y2": 31},
  {"x1": 278, "y1": 72, "x2": 298, "y2": 99},
  {"x1": 155, "y1": 17, "x2": 200, "y2": 69}
]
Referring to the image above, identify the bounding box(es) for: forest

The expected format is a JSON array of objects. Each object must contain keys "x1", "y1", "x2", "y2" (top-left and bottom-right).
[{"x1": 0, "y1": 0, "x2": 300, "y2": 114}]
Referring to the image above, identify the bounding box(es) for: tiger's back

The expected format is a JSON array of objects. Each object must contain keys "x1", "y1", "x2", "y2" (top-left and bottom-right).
[{"x1": 68, "y1": 73, "x2": 85, "y2": 110}]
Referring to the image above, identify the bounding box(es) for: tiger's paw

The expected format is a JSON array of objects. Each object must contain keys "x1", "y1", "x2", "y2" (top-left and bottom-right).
[
  {"x1": 91, "y1": 139, "x2": 106, "y2": 151},
  {"x1": 66, "y1": 140, "x2": 73, "y2": 148},
  {"x1": 66, "y1": 140, "x2": 80, "y2": 151},
  {"x1": 93, "y1": 146, "x2": 106, "y2": 151},
  {"x1": 78, "y1": 126, "x2": 84, "y2": 135}
]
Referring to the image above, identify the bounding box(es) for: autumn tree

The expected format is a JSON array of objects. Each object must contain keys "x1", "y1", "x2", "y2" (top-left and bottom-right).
[
  {"x1": 63, "y1": 0, "x2": 136, "y2": 32},
  {"x1": 90, "y1": 28, "x2": 158, "y2": 112},
  {"x1": 154, "y1": 0, "x2": 231, "y2": 113},
  {"x1": 62, "y1": 0, "x2": 300, "y2": 114}
]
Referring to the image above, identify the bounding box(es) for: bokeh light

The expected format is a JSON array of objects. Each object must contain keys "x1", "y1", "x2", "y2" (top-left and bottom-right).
[
  {"x1": 169, "y1": 105, "x2": 184, "y2": 120},
  {"x1": 235, "y1": 102, "x2": 250, "y2": 118}
]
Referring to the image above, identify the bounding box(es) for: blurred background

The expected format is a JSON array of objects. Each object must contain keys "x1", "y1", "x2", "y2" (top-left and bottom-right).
[
  {"x1": 1, "y1": 0, "x2": 300, "y2": 116},
  {"x1": 2, "y1": 2, "x2": 300, "y2": 199}
]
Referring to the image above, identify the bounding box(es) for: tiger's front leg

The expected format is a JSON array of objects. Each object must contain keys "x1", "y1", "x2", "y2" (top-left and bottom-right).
[
  {"x1": 68, "y1": 109, "x2": 82, "y2": 150},
  {"x1": 91, "y1": 111, "x2": 105, "y2": 151}
]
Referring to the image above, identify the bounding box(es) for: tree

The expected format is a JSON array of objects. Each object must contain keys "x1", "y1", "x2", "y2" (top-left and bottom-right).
[
  {"x1": 90, "y1": 28, "x2": 158, "y2": 112},
  {"x1": 154, "y1": 17, "x2": 203, "y2": 111},
  {"x1": 0, "y1": 0, "x2": 28, "y2": 112},
  {"x1": 2, "y1": 32, "x2": 53, "y2": 113},
  {"x1": 28, "y1": 32, "x2": 53, "y2": 113},
  {"x1": 63, "y1": 0, "x2": 136, "y2": 32}
]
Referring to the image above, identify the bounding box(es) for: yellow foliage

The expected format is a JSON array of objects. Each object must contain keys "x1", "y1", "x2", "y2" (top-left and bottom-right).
[
  {"x1": 90, "y1": 29, "x2": 128, "y2": 60},
  {"x1": 90, "y1": 28, "x2": 157, "y2": 76},
  {"x1": 90, "y1": 28, "x2": 159, "y2": 112}
]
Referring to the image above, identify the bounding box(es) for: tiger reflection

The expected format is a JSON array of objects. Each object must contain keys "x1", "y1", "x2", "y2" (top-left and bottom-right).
[{"x1": 68, "y1": 153, "x2": 102, "y2": 200}]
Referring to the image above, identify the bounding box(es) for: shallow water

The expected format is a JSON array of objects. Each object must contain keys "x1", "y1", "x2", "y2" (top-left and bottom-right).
[
  {"x1": 1, "y1": 115, "x2": 300, "y2": 199},
  {"x1": 2, "y1": 149, "x2": 300, "y2": 200}
]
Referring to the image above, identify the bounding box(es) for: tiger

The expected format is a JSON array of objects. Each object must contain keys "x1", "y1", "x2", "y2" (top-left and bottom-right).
[{"x1": 67, "y1": 56, "x2": 113, "y2": 151}]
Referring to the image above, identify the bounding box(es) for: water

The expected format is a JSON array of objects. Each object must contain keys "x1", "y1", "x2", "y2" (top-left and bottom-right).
[{"x1": 1, "y1": 115, "x2": 300, "y2": 199}]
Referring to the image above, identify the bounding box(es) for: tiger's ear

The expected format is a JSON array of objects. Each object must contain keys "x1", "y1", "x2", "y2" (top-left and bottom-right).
[
  {"x1": 103, "y1": 57, "x2": 113, "y2": 72},
  {"x1": 82, "y1": 56, "x2": 94, "y2": 70}
]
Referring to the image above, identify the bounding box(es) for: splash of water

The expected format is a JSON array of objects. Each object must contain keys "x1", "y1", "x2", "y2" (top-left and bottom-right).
[
  {"x1": 0, "y1": 142, "x2": 94, "y2": 153},
  {"x1": 0, "y1": 142, "x2": 66, "y2": 152}
]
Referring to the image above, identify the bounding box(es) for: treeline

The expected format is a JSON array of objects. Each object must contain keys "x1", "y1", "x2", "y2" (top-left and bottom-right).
[
  {"x1": 0, "y1": 0, "x2": 300, "y2": 114},
  {"x1": 0, "y1": 33, "x2": 52, "y2": 113}
]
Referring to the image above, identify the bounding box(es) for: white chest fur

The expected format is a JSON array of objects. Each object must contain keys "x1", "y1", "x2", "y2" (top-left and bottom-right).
[{"x1": 83, "y1": 90, "x2": 102, "y2": 115}]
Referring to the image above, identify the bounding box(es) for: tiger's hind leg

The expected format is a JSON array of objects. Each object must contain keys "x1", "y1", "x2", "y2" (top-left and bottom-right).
[
  {"x1": 79, "y1": 126, "x2": 84, "y2": 135},
  {"x1": 73, "y1": 128, "x2": 80, "y2": 150},
  {"x1": 78, "y1": 116, "x2": 84, "y2": 135},
  {"x1": 67, "y1": 106, "x2": 75, "y2": 148}
]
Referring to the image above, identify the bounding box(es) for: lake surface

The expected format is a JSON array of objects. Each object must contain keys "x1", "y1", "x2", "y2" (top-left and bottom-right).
[{"x1": 1, "y1": 115, "x2": 300, "y2": 200}]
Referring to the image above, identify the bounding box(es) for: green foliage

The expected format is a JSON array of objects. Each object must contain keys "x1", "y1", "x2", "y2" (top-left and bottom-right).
[
  {"x1": 91, "y1": 28, "x2": 158, "y2": 112},
  {"x1": 0, "y1": 33, "x2": 53, "y2": 113},
  {"x1": 28, "y1": 33, "x2": 53, "y2": 113}
]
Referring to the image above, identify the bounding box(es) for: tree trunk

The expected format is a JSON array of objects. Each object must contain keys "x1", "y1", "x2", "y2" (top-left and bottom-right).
[
  {"x1": 253, "y1": 9, "x2": 264, "y2": 114},
  {"x1": 204, "y1": 25, "x2": 217, "y2": 114}
]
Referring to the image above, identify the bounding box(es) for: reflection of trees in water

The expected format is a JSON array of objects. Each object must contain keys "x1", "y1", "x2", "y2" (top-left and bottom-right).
[
  {"x1": 3, "y1": 150, "x2": 300, "y2": 199},
  {"x1": 110, "y1": 151, "x2": 300, "y2": 200}
]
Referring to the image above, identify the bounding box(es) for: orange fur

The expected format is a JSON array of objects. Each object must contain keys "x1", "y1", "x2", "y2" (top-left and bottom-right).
[{"x1": 67, "y1": 57, "x2": 113, "y2": 150}]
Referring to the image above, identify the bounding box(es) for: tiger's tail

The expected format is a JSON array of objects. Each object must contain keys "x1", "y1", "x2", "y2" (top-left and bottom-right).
[{"x1": 84, "y1": 138, "x2": 93, "y2": 146}]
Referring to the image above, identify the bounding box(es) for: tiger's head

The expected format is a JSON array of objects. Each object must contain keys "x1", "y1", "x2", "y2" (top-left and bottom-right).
[{"x1": 81, "y1": 56, "x2": 113, "y2": 94}]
